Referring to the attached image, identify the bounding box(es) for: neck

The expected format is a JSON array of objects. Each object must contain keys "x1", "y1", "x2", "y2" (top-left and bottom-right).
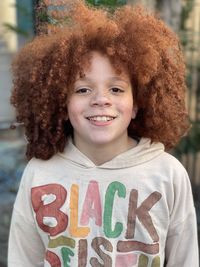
[{"x1": 73, "y1": 137, "x2": 137, "y2": 165}]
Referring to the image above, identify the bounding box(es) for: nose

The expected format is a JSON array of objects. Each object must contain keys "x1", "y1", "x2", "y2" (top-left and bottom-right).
[{"x1": 90, "y1": 90, "x2": 112, "y2": 107}]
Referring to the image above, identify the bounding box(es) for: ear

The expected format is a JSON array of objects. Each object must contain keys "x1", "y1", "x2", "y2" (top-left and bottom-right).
[{"x1": 132, "y1": 105, "x2": 138, "y2": 119}]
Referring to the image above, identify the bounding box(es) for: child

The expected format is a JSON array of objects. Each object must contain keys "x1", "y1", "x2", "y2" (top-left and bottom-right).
[{"x1": 8, "y1": 1, "x2": 199, "y2": 266}]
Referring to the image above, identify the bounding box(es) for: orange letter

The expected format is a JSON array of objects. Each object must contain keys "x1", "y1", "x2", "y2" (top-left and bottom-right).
[{"x1": 70, "y1": 184, "x2": 90, "y2": 237}]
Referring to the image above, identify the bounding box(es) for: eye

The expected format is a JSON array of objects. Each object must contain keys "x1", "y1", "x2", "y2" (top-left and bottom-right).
[
  {"x1": 110, "y1": 87, "x2": 124, "y2": 93},
  {"x1": 75, "y1": 87, "x2": 91, "y2": 94}
]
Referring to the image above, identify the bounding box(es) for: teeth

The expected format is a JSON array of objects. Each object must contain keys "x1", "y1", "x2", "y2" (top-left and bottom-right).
[{"x1": 88, "y1": 116, "x2": 114, "y2": 121}]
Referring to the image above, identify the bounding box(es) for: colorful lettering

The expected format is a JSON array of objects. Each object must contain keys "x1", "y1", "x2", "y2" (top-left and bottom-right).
[
  {"x1": 115, "y1": 253, "x2": 137, "y2": 267},
  {"x1": 90, "y1": 237, "x2": 113, "y2": 267},
  {"x1": 70, "y1": 184, "x2": 90, "y2": 237},
  {"x1": 48, "y1": 236, "x2": 75, "y2": 249},
  {"x1": 126, "y1": 190, "x2": 162, "y2": 241},
  {"x1": 32, "y1": 181, "x2": 162, "y2": 266},
  {"x1": 78, "y1": 239, "x2": 88, "y2": 267},
  {"x1": 31, "y1": 184, "x2": 68, "y2": 236},
  {"x1": 61, "y1": 247, "x2": 74, "y2": 267},
  {"x1": 138, "y1": 254, "x2": 149, "y2": 267},
  {"x1": 151, "y1": 256, "x2": 160, "y2": 267},
  {"x1": 104, "y1": 181, "x2": 126, "y2": 238},
  {"x1": 80, "y1": 180, "x2": 102, "y2": 226},
  {"x1": 117, "y1": 240, "x2": 159, "y2": 254},
  {"x1": 46, "y1": 250, "x2": 61, "y2": 267}
]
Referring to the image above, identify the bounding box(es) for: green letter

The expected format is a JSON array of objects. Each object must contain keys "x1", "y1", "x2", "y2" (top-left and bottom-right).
[{"x1": 103, "y1": 181, "x2": 126, "y2": 238}]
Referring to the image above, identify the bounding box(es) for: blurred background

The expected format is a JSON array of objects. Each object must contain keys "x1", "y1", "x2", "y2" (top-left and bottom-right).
[{"x1": 0, "y1": 0, "x2": 199, "y2": 266}]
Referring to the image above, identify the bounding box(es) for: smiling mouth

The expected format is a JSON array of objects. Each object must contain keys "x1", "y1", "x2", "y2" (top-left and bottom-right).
[{"x1": 86, "y1": 116, "x2": 116, "y2": 122}]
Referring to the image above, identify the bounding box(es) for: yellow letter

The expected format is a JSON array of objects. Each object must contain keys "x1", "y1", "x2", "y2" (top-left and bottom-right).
[{"x1": 70, "y1": 184, "x2": 90, "y2": 237}]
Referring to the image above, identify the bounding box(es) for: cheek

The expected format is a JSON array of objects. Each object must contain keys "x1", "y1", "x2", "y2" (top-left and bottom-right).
[
  {"x1": 125, "y1": 108, "x2": 134, "y2": 122},
  {"x1": 68, "y1": 97, "x2": 82, "y2": 115},
  {"x1": 67, "y1": 101, "x2": 80, "y2": 123},
  {"x1": 121, "y1": 100, "x2": 134, "y2": 117}
]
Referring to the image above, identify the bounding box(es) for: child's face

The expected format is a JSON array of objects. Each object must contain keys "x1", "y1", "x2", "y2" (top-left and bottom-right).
[{"x1": 67, "y1": 51, "x2": 136, "y2": 152}]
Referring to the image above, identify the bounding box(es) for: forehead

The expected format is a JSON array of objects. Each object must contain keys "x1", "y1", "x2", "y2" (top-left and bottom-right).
[{"x1": 77, "y1": 51, "x2": 130, "y2": 80}]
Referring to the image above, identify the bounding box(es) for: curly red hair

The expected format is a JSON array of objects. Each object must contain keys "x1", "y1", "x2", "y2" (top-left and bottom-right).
[{"x1": 11, "y1": 1, "x2": 190, "y2": 160}]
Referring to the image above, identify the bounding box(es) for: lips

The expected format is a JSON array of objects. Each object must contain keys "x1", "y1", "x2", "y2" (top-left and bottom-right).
[{"x1": 86, "y1": 115, "x2": 116, "y2": 122}]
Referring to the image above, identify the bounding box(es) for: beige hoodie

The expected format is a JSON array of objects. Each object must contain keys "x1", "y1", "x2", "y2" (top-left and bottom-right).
[{"x1": 8, "y1": 138, "x2": 199, "y2": 267}]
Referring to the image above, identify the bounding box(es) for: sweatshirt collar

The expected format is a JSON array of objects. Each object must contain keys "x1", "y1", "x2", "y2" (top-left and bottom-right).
[{"x1": 58, "y1": 138, "x2": 165, "y2": 169}]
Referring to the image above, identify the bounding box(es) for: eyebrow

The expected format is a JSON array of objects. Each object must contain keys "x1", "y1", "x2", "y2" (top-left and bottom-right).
[
  {"x1": 75, "y1": 76, "x2": 130, "y2": 85},
  {"x1": 109, "y1": 77, "x2": 130, "y2": 85}
]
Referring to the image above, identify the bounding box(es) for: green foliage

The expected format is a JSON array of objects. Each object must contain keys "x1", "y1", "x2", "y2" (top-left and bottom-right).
[
  {"x1": 180, "y1": 0, "x2": 195, "y2": 31},
  {"x1": 35, "y1": 0, "x2": 127, "y2": 28},
  {"x1": 85, "y1": 0, "x2": 127, "y2": 14},
  {"x1": 34, "y1": 0, "x2": 127, "y2": 30},
  {"x1": 179, "y1": 0, "x2": 195, "y2": 48},
  {"x1": 86, "y1": 0, "x2": 127, "y2": 7},
  {"x1": 36, "y1": 10, "x2": 49, "y2": 23},
  {"x1": 3, "y1": 23, "x2": 29, "y2": 37}
]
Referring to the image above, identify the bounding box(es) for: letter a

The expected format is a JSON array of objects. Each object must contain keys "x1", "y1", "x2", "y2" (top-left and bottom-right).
[{"x1": 80, "y1": 180, "x2": 102, "y2": 226}]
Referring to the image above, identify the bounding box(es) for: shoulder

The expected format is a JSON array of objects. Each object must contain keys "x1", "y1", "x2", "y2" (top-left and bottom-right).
[
  {"x1": 156, "y1": 151, "x2": 187, "y2": 173},
  {"x1": 20, "y1": 153, "x2": 66, "y2": 185},
  {"x1": 156, "y1": 151, "x2": 192, "y2": 190},
  {"x1": 147, "y1": 150, "x2": 191, "y2": 190},
  {"x1": 25, "y1": 153, "x2": 65, "y2": 172}
]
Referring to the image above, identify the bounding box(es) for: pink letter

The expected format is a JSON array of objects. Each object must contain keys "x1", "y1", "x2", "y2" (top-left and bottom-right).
[
  {"x1": 80, "y1": 180, "x2": 102, "y2": 226},
  {"x1": 115, "y1": 254, "x2": 137, "y2": 267}
]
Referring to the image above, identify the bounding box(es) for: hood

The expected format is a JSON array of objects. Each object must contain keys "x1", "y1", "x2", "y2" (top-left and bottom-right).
[{"x1": 58, "y1": 138, "x2": 165, "y2": 169}]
